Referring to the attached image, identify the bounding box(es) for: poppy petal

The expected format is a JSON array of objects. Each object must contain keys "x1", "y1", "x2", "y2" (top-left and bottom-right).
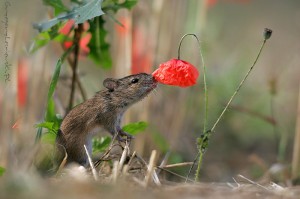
[{"x1": 152, "y1": 59, "x2": 199, "y2": 87}]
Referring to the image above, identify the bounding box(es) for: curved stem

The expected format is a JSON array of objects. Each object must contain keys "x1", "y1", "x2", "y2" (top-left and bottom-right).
[
  {"x1": 177, "y1": 34, "x2": 208, "y2": 133},
  {"x1": 177, "y1": 33, "x2": 208, "y2": 182}
]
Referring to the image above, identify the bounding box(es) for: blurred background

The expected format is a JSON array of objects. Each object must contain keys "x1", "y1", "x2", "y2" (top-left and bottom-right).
[{"x1": 0, "y1": 0, "x2": 300, "y2": 182}]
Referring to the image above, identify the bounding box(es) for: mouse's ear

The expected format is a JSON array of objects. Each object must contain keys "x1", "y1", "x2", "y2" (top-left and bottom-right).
[{"x1": 103, "y1": 78, "x2": 118, "y2": 91}]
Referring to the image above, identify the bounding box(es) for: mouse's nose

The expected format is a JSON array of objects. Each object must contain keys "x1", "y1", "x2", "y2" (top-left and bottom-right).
[{"x1": 152, "y1": 76, "x2": 158, "y2": 83}]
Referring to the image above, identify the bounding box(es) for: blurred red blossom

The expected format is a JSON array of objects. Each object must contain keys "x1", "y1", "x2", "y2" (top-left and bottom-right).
[
  {"x1": 152, "y1": 59, "x2": 199, "y2": 87},
  {"x1": 115, "y1": 16, "x2": 152, "y2": 74},
  {"x1": 17, "y1": 58, "x2": 28, "y2": 108},
  {"x1": 12, "y1": 118, "x2": 21, "y2": 129},
  {"x1": 60, "y1": 20, "x2": 91, "y2": 56},
  {"x1": 206, "y1": 0, "x2": 251, "y2": 7}
]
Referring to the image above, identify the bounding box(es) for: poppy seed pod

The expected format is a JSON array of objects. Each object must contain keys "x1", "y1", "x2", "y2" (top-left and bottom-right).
[{"x1": 264, "y1": 28, "x2": 272, "y2": 40}]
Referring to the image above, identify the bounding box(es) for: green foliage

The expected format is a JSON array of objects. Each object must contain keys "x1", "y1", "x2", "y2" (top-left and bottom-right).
[
  {"x1": 41, "y1": 132, "x2": 57, "y2": 145},
  {"x1": 92, "y1": 136, "x2": 112, "y2": 154},
  {"x1": 88, "y1": 17, "x2": 112, "y2": 68},
  {"x1": 32, "y1": 0, "x2": 139, "y2": 68},
  {"x1": 92, "y1": 121, "x2": 147, "y2": 153},
  {"x1": 35, "y1": 48, "x2": 73, "y2": 142},
  {"x1": 33, "y1": 0, "x2": 140, "y2": 141},
  {"x1": 122, "y1": 121, "x2": 148, "y2": 136},
  {"x1": 0, "y1": 167, "x2": 5, "y2": 176},
  {"x1": 34, "y1": 0, "x2": 105, "y2": 32},
  {"x1": 102, "y1": 0, "x2": 138, "y2": 12},
  {"x1": 43, "y1": 0, "x2": 68, "y2": 15},
  {"x1": 30, "y1": 25, "x2": 70, "y2": 53}
]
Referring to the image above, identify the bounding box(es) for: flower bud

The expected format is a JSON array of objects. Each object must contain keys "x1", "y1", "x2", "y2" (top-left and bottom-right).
[{"x1": 264, "y1": 28, "x2": 272, "y2": 40}]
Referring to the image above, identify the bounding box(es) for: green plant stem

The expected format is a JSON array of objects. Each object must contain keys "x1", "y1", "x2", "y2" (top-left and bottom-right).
[
  {"x1": 194, "y1": 150, "x2": 204, "y2": 181},
  {"x1": 193, "y1": 37, "x2": 269, "y2": 182},
  {"x1": 177, "y1": 34, "x2": 208, "y2": 182},
  {"x1": 68, "y1": 24, "x2": 84, "y2": 112},
  {"x1": 66, "y1": 56, "x2": 87, "y2": 101},
  {"x1": 210, "y1": 39, "x2": 266, "y2": 132},
  {"x1": 177, "y1": 34, "x2": 208, "y2": 134}
]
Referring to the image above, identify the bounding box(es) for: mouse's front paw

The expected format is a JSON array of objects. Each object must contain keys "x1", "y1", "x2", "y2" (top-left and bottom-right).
[{"x1": 117, "y1": 130, "x2": 134, "y2": 142}]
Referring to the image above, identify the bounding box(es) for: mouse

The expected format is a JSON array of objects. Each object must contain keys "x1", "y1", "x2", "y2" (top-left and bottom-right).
[{"x1": 56, "y1": 73, "x2": 157, "y2": 166}]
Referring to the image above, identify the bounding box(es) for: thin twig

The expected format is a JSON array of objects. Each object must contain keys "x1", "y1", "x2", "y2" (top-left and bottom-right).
[
  {"x1": 112, "y1": 161, "x2": 119, "y2": 183},
  {"x1": 55, "y1": 144, "x2": 68, "y2": 177},
  {"x1": 84, "y1": 145, "x2": 98, "y2": 181},
  {"x1": 119, "y1": 143, "x2": 129, "y2": 173},
  {"x1": 210, "y1": 39, "x2": 267, "y2": 132},
  {"x1": 68, "y1": 24, "x2": 84, "y2": 111},
  {"x1": 94, "y1": 143, "x2": 122, "y2": 168},
  {"x1": 66, "y1": 56, "x2": 87, "y2": 101},
  {"x1": 157, "y1": 167, "x2": 195, "y2": 183},
  {"x1": 185, "y1": 150, "x2": 200, "y2": 183},
  {"x1": 135, "y1": 153, "x2": 161, "y2": 186},
  {"x1": 158, "y1": 162, "x2": 194, "y2": 169},
  {"x1": 144, "y1": 150, "x2": 157, "y2": 187},
  {"x1": 156, "y1": 151, "x2": 170, "y2": 175},
  {"x1": 237, "y1": 174, "x2": 270, "y2": 191}
]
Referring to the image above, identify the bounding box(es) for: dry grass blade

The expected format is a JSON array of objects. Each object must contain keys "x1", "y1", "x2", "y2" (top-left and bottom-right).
[
  {"x1": 237, "y1": 174, "x2": 270, "y2": 191},
  {"x1": 156, "y1": 152, "x2": 170, "y2": 175},
  {"x1": 159, "y1": 162, "x2": 194, "y2": 169},
  {"x1": 157, "y1": 167, "x2": 195, "y2": 183},
  {"x1": 84, "y1": 145, "x2": 98, "y2": 181},
  {"x1": 56, "y1": 145, "x2": 68, "y2": 176},
  {"x1": 112, "y1": 161, "x2": 119, "y2": 184},
  {"x1": 119, "y1": 143, "x2": 129, "y2": 173},
  {"x1": 144, "y1": 150, "x2": 159, "y2": 187}
]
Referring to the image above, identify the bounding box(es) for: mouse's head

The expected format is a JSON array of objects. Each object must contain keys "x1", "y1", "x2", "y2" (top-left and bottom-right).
[{"x1": 103, "y1": 73, "x2": 157, "y2": 107}]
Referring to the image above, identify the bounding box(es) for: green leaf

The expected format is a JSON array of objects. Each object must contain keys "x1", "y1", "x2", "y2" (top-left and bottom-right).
[
  {"x1": 35, "y1": 47, "x2": 73, "y2": 142},
  {"x1": 35, "y1": 127, "x2": 43, "y2": 143},
  {"x1": 45, "y1": 98, "x2": 56, "y2": 122},
  {"x1": 41, "y1": 132, "x2": 57, "y2": 145},
  {"x1": 43, "y1": 0, "x2": 69, "y2": 15},
  {"x1": 92, "y1": 136, "x2": 112, "y2": 153},
  {"x1": 30, "y1": 24, "x2": 68, "y2": 53},
  {"x1": 122, "y1": 121, "x2": 148, "y2": 136},
  {"x1": 88, "y1": 17, "x2": 112, "y2": 68},
  {"x1": 0, "y1": 167, "x2": 5, "y2": 176},
  {"x1": 102, "y1": 0, "x2": 138, "y2": 12},
  {"x1": 53, "y1": 114, "x2": 63, "y2": 131},
  {"x1": 36, "y1": 122, "x2": 54, "y2": 130},
  {"x1": 34, "y1": 0, "x2": 105, "y2": 32},
  {"x1": 46, "y1": 47, "x2": 73, "y2": 104}
]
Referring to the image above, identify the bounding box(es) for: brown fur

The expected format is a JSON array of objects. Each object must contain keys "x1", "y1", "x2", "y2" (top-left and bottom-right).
[{"x1": 56, "y1": 73, "x2": 157, "y2": 166}]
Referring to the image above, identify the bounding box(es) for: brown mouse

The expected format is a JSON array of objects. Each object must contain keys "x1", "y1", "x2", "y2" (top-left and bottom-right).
[{"x1": 56, "y1": 73, "x2": 157, "y2": 166}]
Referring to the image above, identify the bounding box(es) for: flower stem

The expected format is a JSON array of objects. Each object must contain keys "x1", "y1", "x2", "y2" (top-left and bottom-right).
[{"x1": 177, "y1": 34, "x2": 208, "y2": 182}]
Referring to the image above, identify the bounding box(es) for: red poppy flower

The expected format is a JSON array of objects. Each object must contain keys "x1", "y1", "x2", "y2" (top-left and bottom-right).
[{"x1": 152, "y1": 59, "x2": 199, "y2": 87}]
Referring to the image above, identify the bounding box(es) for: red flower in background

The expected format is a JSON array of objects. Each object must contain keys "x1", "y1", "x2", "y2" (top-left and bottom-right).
[
  {"x1": 152, "y1": 59, "x2": 199, "y2": 87},
  {"x1": 17, "y1": 58, "x2": 28, "y2": 108},
  {"x1": 206, "y1": 0, "x2": 251, "y2": 7},
  {"x1": 131, "y1": 26, "x2": 152, "y2": 74},
  {"x1": 59, "y1": 20, "x2": 91, "y2": 56},
  {"x1": 115, "y1": 16, "x2": 153, "y2": 74}
]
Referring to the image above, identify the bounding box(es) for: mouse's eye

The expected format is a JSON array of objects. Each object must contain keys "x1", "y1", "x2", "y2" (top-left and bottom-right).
[{"x1": 131, "y1": 78, "x2": 139, "y2": 84}]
